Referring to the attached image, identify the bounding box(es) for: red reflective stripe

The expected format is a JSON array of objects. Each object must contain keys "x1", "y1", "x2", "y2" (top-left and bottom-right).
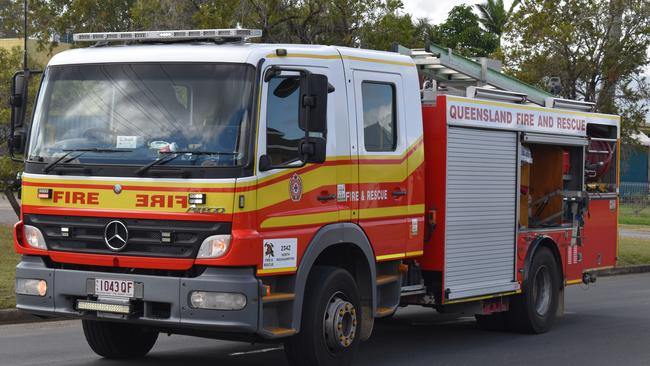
[{"x1": 48, "y1": 251, "x2": 194, "y2": 270}]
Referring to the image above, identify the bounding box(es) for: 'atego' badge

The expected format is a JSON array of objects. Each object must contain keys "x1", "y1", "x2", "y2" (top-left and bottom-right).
[{"x1": 289, "y1": 173, "x2": 303, "y2": 202}]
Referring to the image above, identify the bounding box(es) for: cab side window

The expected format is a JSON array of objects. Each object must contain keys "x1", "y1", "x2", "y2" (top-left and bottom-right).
[
  {"x1": 362, "y1": 82, "x2": 396, "y2": 152},
  {"x1": 266, "y1": 76, "x2": 303, "y2": 165}
]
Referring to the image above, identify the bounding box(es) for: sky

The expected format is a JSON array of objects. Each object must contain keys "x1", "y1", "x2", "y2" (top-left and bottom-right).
[{"x1": 401, "y1": 0, "x2": 517, "y2": 24}]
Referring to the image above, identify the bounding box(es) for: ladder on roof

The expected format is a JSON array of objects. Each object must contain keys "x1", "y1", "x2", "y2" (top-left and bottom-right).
[{"x1": 393, "y1": 43, "x2": 555, "y2": 106}]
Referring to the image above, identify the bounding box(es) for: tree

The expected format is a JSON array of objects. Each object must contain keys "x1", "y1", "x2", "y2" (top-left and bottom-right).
[
  {"x1": 475, "y1": 0, "x2": 520, "y2": 46},
  {"x1": 0, "y1": 47, "x2": 29, "y2": 192},
  {"x1": 359, "y1": 0, "x2": 420, "y2": 50},
  {"x1": 429, "y1": 5, "x2": 499, "y2": 57},
  {"x1": 0, "y1": 0, "x2": 22, "y2": 37},
  {"x1": 505, "y1": 0, "x2": 650, "y2": 138}
]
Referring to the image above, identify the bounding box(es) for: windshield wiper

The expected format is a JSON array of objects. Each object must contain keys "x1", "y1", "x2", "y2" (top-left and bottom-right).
[
  {"x1": 43, "y1": 148, "x2": 132, "y2": 173},
  {"x1": 135, "y1": 151, "x2": 237, "y2": 176}
]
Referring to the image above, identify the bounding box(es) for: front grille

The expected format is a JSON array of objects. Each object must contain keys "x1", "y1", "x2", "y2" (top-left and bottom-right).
[{"x1": 24, "y1": 214, "x2": 230, "y2": 258}]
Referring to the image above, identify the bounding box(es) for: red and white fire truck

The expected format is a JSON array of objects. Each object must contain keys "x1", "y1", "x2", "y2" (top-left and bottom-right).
[{"x1": 7, "y1": 29, "x2": 619, "y2": 366}]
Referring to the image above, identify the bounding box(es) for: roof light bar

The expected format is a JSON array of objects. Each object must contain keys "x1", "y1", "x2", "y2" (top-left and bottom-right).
[{"x1": 73, "y1": 28, "x2": 263, "y2": 43}]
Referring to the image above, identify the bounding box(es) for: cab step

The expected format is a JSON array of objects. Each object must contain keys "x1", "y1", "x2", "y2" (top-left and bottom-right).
[
  {"x1": 376, "y1": 274, "x2": 400, "y2": 286},
  {"x1": 263, "y1": 292, "x2": 296, "y2": 304},
  {"x1": 375, "y1": 306, "x2": 396, "y2": 318},
  {"x1": 263, "y1": 327, "x2": 297, "y2": 338}
]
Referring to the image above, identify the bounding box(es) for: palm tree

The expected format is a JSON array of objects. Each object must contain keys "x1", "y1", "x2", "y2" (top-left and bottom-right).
[{"x1": 475, "y1": 0, "x2": 521, "y2": 46}]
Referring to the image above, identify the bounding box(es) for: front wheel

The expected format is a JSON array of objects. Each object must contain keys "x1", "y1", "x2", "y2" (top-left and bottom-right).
[
  {"x1": 285, "y1": 266, "x2": 361, "y2": 366},
  {"x1": 507, "y1": 247, "x2": 560, "y2": 333},
  {"x1": 82, "y1": 320, "x2": 158, "y2": 359}
]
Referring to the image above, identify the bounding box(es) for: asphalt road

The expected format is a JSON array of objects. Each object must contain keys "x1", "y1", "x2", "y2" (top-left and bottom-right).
[
  {"x1": 1, "y1": 273, "x2": 649, "y2": 366},
  {"x1": 620, "y1": 228, "x2": 650, "y2": 240}
]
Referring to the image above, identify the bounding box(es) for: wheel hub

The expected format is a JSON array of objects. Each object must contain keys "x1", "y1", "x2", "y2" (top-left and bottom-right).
[{"x1": 323, "y1": 294, "x2": 357, "y2": 350}]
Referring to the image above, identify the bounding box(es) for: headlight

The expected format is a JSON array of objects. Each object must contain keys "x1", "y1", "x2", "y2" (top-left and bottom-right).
[
  {"x1": 197, "y1": 234, "x2": 231, "y2": 259},
  {"x1": 23, "y1": 225, "x2": 47, "y2": 250}
]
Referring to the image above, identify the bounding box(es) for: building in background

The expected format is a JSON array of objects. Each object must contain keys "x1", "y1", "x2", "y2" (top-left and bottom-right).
[{"x1": 621, "y1": 130, "x2": 650, "y2": 200}]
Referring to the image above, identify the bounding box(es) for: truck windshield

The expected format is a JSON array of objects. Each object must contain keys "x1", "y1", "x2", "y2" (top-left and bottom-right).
[{"x1": 28, "y1": 63, "x2": 255, "y2": 169}]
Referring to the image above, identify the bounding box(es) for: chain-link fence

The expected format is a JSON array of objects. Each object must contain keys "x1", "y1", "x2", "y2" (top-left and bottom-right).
[{"x1": 620, "y1": 182, "x2": 650, "y2": 216}]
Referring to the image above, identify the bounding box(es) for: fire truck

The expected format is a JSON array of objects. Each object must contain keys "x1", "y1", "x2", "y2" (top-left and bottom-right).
[{"x1": 7, "y1": 29, "x2": 619, "y2": 366}]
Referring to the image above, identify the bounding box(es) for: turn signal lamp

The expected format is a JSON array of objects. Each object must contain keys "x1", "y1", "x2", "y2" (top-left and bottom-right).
[
  {"x1": 197, "y1": 235, "x2": 231, "y2": 259},
  {"x1": 23, "y1": 225, "x2": 47, "y2": 250},
  {"x1": 15, "y1": 279, "x2": 47, "y2": 297}
]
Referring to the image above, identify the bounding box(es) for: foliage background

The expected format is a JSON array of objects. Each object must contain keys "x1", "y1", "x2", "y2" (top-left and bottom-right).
[{"x1": 0, "y1": 0, "x2": 648, "y2": 192}]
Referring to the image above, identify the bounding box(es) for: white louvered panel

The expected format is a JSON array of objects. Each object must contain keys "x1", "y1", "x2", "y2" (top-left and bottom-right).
[{"x1": 445, "y1": 127, "x2": 519, "y2": 300}]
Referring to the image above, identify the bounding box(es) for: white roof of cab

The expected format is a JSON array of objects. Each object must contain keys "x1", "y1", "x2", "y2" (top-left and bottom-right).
[{"x1": 47, "y1": 42, "x2": 414, "y2": 67}]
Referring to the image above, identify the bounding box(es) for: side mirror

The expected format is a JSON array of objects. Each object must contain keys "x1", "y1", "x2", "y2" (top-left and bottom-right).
[
  {"x1": 9, "y1": 130, "x2": 26, "y2": 154},
  {"x1": 10, "y1": 72, "x2": 26, "y2": 129},
  {"x1": 258, "y1": 154, "x2": 272, "y2": 172},
  {"x1": 9, "y1": 72, "x2": 28, "y2": 159},
  {"x1": 298, "y1": 73, "x2": 328, "y2": 134},
  {"x1": 300, "y1": 137, "x2": 326, "y2": 164}
]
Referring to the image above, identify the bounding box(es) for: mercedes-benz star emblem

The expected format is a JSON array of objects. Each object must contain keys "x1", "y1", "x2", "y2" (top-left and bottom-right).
[
  {"x1": 104, "y1": 220, "x2": 128, "y2": 251},
  {"x1": 113, "y1": 184, "x2": 122, "y2": 194}
]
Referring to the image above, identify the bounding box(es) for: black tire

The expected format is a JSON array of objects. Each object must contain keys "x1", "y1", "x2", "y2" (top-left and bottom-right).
[
  {"x1": 475, "y1": 312, "x2": 506, "y2": 331},
  {"x1": 285, "y1": 266, "x2": 361, "y2": 366},
  {"x1": 507, "y1": 247, "x2": 560, "y2": 334},
  {"x1": 82, "y1": 320, "x2": 158, "y2": 359}
]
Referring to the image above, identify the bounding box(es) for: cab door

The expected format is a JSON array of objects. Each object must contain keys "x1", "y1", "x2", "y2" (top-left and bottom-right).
[
  {"x1": 254, "y1": 64, "x2": 341, "y2": 275},
  {"x1": 352, "y1": 70, "x2": 408, "y2": 259}
]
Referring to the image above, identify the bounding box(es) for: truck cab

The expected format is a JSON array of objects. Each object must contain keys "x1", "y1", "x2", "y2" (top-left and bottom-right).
[{"x1": 11, "y1": 29, "x2": 424, "y2": 365}]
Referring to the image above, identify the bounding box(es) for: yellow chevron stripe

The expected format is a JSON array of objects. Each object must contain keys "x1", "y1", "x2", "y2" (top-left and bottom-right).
[
  {"x1": 264, "y1": 53, "x2": 415, "y2": 67},
  {"x1": 260, "y1": 204, "x2": 425, "y2": 229},
  {"x1": 256, "y1": 267, "x2": 298, "y2": 275},
  {"x1": 375, "y1": 250, "x2": 424, "y2": 262},
  {"x1": 444, "y1": 290, "x2": 522, "y2": 305},
  {"x1": 376, "y1": 253, "x2": 406, "y2": 261},
  {"x1": 565, "y1": 279, "x2": 583, "y2": 285},
  {"x1": 405, "y1": 250, "x2": 424, "y2": 257}
]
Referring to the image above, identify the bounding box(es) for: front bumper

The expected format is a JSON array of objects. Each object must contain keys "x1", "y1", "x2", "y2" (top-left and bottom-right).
[{"x1": 15, "y1": 256, "x2": 262, "y2": 335}]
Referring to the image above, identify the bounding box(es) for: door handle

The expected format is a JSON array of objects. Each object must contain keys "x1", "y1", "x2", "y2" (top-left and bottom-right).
[
  {"x1": 392, "y1": 190, "x2": 407, "y2": 197},
  {"x1": 317, "y1": 194, "x2": 336, "y2": 201}
]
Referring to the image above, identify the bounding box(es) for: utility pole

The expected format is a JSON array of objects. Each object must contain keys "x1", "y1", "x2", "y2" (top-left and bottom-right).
[{"x1": 23, "y1": 0, "x2": 28, "y2": 71}]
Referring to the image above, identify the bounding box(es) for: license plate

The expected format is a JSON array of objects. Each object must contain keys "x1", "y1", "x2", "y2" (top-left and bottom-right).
[{"x1": 94, "y1": 279, "x2": 135, "y2": 298}]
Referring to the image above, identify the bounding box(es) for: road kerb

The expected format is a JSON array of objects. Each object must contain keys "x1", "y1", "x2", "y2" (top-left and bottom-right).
[
  {"x1": 591, "y1": 264, "x2": 650, "y2": 278},
  {"x1": 0, "y1": 308, "x2": 60, "y2": 325}
]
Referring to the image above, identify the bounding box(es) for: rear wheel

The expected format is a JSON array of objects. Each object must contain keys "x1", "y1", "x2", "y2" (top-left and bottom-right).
[
  {"x1": 82, "y1": 320, "x2": 158, "y2": 359},
  {"x1": 507, "y1": 247, "x2": 560, "y2": 333},
  {"x1": 285, "y1": 266, "x2": 361, "y2": 366}
]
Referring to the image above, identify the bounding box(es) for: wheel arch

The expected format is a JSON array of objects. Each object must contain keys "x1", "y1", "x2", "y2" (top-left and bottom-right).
[
  {"x1": 523, "y1": 235, "x2": 564, "y2": 287},
  {"x1": 291, "y1": 223, "x2": 376, "y2": 333}
]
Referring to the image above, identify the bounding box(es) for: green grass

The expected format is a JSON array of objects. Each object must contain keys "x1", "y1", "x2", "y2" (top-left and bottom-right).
[
  {"x1": 619, "y1": 236, "x2": 650, "y2": 266},
  {"x1": 0, "y1": 224, "x2": 19, "y2": 309},
  {"x1": 619, "y1": 205, "x2": 650, "y2": 225}
]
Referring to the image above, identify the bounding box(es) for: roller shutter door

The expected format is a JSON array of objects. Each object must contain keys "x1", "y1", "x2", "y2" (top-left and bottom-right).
[{"x1": 445, "y1": 127, "x2": 520, "y2": 300}]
